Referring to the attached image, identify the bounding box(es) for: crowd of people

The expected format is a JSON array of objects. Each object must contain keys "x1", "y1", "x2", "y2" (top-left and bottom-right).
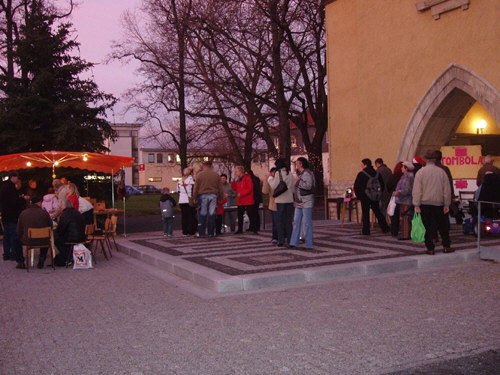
[
  {"x1": 0, "y1": 174, "x2": 91, "y2": 269},
  {"x1": 4, "y1": 150, "x2": 496, "y2": 270},
  {"x1": 353, "y1": 151, "x2": 500, "y2": 255},
  {"x1": 163, "y1": 158, "x2": 316, "y2": 249}
]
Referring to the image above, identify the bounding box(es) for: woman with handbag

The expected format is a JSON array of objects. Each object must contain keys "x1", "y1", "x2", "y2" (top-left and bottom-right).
[
  {"x1": 177, "y1": 167, "x2": 197, "y2": 236},
  {"x1": 289, "y1": 157, "x2": 315, "y2": 249},
  {"x1": 267, "y1": 158, "x2": 295, "y2": 246},
  {"x1": 393, "y1": 161, "x2": 415, "y2": 240}
]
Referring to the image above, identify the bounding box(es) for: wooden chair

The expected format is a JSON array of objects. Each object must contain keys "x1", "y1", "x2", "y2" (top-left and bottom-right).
[
  {"x1": 94, "y1": 202, "x2": 106, "y2": 211},
  {"x1": 103, "y1": 215, "x2": 118, "y2": 254},
  {"x1": 340, "y1": 199, "x2": 360, "y2": 227},
  {"x1": 87, "y1": 222, "x2": 111, "y2": 261},
  {"x1": 25, "y1": 227, "x2": 55, "y2": 272},
  {"x1": 64, "y1": 224, "x2": 94, "y2": 268}
]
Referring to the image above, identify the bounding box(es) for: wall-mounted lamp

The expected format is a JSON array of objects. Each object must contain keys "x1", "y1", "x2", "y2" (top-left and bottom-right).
[{"x1": 475, "y1": 119, "x2": 487, "y2": 134}]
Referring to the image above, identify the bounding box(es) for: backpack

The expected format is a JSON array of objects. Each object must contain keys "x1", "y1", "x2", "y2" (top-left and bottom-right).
[{"x1": 362, "y1": 170, "x2": 382, "y2": 201}]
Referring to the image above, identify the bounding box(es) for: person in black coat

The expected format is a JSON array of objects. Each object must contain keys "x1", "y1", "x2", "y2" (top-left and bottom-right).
[
  {"x1": 0, "y1": 171, "x2": 26, "y2": 267},
  {"x1": 248, "y1": 170, "x2": 262, "y2": 233},
  {"x1": 54, "y1": 199, "x2": 86, "y2": 266},
  {"x1": 478, "y1": 172, "x2": 500, "y2": 219},
  {"x1": 354, "y1": 159, "x2": 390, "y2": 235}
]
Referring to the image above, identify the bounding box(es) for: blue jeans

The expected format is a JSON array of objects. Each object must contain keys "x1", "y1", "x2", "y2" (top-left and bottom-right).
[
  {"x1": 163, "y1": 216, "x2": 174, "y2": 235},
  {"x1": 197, "y1": 194, "x2": 217, "y2": 236},
  {"x1": 276, "y1": 203, "x2": 294, "y2": 245},
  {"x1": 2, "y1": 221, "x2": 23, "y2": 262},
  {"x1": 290, "y1": 207, "x2": 313, "y2": 248}
]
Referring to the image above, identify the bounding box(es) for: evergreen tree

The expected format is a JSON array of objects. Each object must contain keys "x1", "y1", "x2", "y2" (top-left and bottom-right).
[{"x1": 0, "y1": 1, "x2": 116, "y2": 154}]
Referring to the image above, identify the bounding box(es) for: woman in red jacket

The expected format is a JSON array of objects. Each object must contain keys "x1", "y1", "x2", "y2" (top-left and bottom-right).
[{"x1": 231, "y1": 166, "x2": 256, "y2": 234}]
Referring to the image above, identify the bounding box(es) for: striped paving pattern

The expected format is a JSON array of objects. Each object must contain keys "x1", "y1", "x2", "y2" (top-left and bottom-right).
[{"x1": 129, "y1": 224, "x2": 496, "y2": 276}]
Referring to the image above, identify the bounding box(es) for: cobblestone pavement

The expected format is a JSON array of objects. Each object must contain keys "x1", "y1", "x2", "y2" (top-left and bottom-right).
[{"x1": 0, "y1": 246, "x2": 498, "y2": 374}]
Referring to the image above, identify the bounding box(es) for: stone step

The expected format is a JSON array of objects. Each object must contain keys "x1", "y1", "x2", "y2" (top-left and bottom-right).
[{"x1": 115, "y1": 234, "x2": 480, "y2": 293}]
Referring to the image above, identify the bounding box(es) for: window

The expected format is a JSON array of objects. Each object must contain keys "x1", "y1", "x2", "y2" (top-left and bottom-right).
[
  {"x1": 148, "y1": 153, "x2": 155, "y2": 163},
  {"x1": 148, "y1": 177, "x2": 162, "y2": 182},
  {"x1": 167, "y1": 154, "x2": 175, "y2": 162},
  {"x1": 176, "y1": 154, "x2": 181, "y2": 163},
  {"x1": 291, "y1": 135, "x2": 297, "y2": 148},
  {"x1": 156, "y1": 153, "x2": 163, "y2": 163}
]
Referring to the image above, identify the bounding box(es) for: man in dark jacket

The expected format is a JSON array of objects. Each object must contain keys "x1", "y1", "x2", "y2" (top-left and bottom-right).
[
  {"x1": 17, "y1": 196, "x2": 53, "y2": 269},
  {"x1": 54, "y1": 200, "x2": 85, "y2": 266},
  {"x1": 0, "y1": 171, "x2": 26, "y2": 267},
  {"x1": 248, "y1": 170, "x2": 262, "y2": 233},
  {"x1": 354, "y1": 159, "x2": 390, "y2": 235},
  {"x1": 375, "y1": 158, "x2": 392, "y2": 218}
]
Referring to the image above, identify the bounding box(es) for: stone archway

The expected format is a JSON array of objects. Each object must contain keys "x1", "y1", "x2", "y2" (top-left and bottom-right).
[{"x1": 397, "y1": 63, "x2": 500, "y2": 161}]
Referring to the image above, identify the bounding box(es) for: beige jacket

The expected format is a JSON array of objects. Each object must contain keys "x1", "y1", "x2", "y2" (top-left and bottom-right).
[
  {"x1": 412, "y1": 162, "x2": 451, "y2": 208},
  {"x1": 262, "y1": 178, "x2": 277, "y2": 211}
]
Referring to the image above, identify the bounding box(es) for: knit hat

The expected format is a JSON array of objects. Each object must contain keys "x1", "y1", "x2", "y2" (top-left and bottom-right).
[
  {"x1": 402, "y1": 161, "x2": 414, "y2": 171},
  {"x1": 412, "y1": 156, "x2": 426, "y2": 166}
]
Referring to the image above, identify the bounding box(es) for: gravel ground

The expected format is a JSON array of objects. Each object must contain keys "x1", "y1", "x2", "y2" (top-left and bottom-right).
[{"x1": 0, "y1": 251, "x2": 498, "y2": 375}]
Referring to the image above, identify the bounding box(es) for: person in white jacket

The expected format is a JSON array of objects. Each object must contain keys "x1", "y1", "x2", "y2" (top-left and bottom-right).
[
  {"x1": 267, "y1": 158, "x2": 295, "y2": 246},
  {"x1": 177, "y1": 167, "x2": 197, "y2": 236}
]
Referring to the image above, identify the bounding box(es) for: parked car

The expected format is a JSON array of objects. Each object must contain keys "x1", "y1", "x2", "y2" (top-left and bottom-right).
[
  {"x1": 136, "y1": 185, "x2": 162, "y2": 195},
  {"x1": 125, "y1": 185, "x2": 143, "y2": 196}
]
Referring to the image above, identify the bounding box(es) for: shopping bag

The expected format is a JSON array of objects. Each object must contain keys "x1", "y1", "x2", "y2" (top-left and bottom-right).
[
  {"x1": 387, "y1": 196, "x2": 397, "y2": 217},
  {"x1": 411, "y1": 212, "x2": 426, "y2": 243},
  {"x1": 73, "y1": 244, "x2": 93, "y2": 269}
]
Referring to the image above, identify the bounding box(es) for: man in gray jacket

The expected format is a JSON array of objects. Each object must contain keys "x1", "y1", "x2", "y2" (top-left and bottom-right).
[{"x1": 412, "y1": 150, "x2": 453, "y2": 255}]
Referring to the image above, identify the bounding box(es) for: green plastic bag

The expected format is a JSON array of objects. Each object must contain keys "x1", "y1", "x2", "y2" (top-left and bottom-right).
[{"x1": 411, "y1": 212, "x2": 426, "y2": 243}]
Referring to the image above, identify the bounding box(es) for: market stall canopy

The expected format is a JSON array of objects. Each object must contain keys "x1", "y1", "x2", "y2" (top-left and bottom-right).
[{"x1": 0, "y1": 151, "x2": 134, "y2": 174}]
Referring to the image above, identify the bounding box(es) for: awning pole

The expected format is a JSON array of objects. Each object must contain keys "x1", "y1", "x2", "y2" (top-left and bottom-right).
[
  {"x1": 123, "y1": 196, "x2": 127, "y2": 237},
  {"x1": 111, "y1": 168, "x2": 115, "y2": 208}
]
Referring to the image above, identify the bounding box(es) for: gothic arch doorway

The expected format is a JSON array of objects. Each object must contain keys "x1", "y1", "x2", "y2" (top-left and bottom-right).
[{"x1": 397, "y1": 64, "x2": 500, "y2": 161}]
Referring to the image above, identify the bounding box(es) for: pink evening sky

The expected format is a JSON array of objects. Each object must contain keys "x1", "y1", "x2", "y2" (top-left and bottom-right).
[{"x1": 70, "y1": 0, "x2": 142, "y2": 123}]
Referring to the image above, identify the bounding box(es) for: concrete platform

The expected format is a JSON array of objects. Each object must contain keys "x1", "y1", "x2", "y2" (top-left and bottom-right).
[{"x1": 115, "y1": 222, "x2": 494, "y2": 293}]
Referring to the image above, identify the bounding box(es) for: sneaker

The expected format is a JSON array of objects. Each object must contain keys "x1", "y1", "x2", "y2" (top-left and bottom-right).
[
  {"x1": 443, "y1": 247, "x2": 455, "y2": 253},
  {"x1": 16, "y1": 263, "x2": 25, "y2": 269},
  {"x1": 271, "y1": 239, "x2": 278, "y2": 245},
  {"x1": 167, "y1": 234, "x2": 173, "y2": 237}
]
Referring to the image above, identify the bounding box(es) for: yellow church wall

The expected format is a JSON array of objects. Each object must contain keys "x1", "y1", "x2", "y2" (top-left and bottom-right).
[{"x1": 325, "y1": 0, "x2": 500, "y2": 185}]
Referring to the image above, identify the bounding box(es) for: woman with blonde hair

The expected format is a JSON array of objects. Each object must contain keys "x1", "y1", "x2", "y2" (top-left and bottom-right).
[
  {"x1": 177, "y1": 167, "x2": 197, "y2": 235},
  {"x1": 67, "y1": 182, "x2": 79, "y2": 211}
]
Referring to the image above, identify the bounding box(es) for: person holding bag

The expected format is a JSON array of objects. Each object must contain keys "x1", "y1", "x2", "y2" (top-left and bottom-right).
[
  {"x1": 267, "y1": 159, "x2": 295, "y2": 246},
  {"x1": 289, "y1": 157, "x2": 315, "y2": 250},
  {"x1": 393, "y1": 161, "x2": 414, "y2": 240},
  {"x1": 412, "y1": 150, "x2": 453, "y2": 255},
  {"x1": 177, "y1": 167, "x2": 197, "y2": 236}
]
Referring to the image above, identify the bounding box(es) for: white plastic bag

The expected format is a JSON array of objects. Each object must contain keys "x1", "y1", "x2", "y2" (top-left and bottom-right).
[
  {"x1": 387, "y1": 196, "x2": 397, "y2": 217},
  {"x1": 73, "y1": 244, "x2": 93, "y2": 269}
]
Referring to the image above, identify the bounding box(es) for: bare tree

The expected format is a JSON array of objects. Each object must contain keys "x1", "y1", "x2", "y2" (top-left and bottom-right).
[{"x1": 111, "y1": 0, "x2": 194, "y2": 173}]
